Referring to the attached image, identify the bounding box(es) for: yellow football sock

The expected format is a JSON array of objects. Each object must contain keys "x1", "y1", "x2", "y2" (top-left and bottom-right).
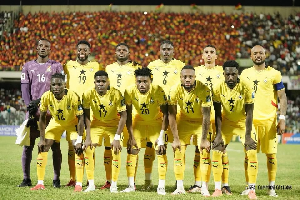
[
  {"x1": 75, "y1": 153, "x2": 84, "y2": 183},
  {"x1": 244, "y1": 152, "x2": 249, "y2": 184},
  {"x1": 84, "y1": 146, "x2": 95, "y2": 181},
  {"x1": 193, "y1": 152, "x2": 201, "y2": 182},
  {"x1": 163, "y1": 154, "x2": 168, "y2": 173},
  {"x1": 126, "y1": 154, "x2": 137, "y2": 178},
  {"x1": 266, "y1": 154, "x2": 277, "y2": 182},
  {"x1": 157, "y1": 154, "x2": 167, "y2": 180},
  {"x1": 68, "y1": 143, "x2": 76, "y2": 181},
  {"x1": 134, "y1": 154, "x2": 139, "y2": 181},
  {"x1": 174, "y1": 146, "x2": 186, "y2": 180},
  {"x1": 112, "y1": 153, "x2": 121, "y2": 182},
  {"x1": 144, "y1": 146, "x2": 155, "y2": 174},
  {"x1": 37, "y1": 152, "x2": 48, "y2": 181},
  {"x1": 104, "y1": 148, "x2": 112, "y2": 181},
  {"x1": 246, "y1": 150, "x2": 258, "y2": 184},
  {"x1": 183, "y1": 151, "x2": 186, "y2": 172},
  {"x1": 200, "y1": 149, "x2": 211, "y2": 183},
  {"x1": 212, "y1": 150, "x2": 223, "y2": 182},
  {"x1": 222, "y1": 152, "x2": 229, "y2": 185}
]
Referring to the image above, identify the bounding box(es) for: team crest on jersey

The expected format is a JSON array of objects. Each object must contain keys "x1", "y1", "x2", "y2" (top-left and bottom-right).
[
  {"x1": 174, "y1": 70, "x2": 178, "y2": 74},
  {"x1": 252, "y1": 92, "x2": 255, "y2": 99},
  {"x1": 264, "y1": 78, "x2": 268, "y2": 83},
  {"x1": 127, "y1": 71, "x2": 132, "y2": 75},
  {"x1": 150, "y1": 97, "x2": 154, "y2": 104},
  {"x1": 206, "y1": 95, "x2": 211, "y2": 102},
  {"x1": 46, "y1": 66, "x2": 52, "y2": 72},
  {"x1": 109, "y1": 101, "x2": 113, "y2": 106},
  {"x1": 239, "y1": 95, "x2": 242, "y2": 100},
  {"x1": 90, "y1": 68, "x2": 94, "y2": 72},
  {"x1": 216, "y1": 74, "x2": 220, "y2": 79},
  {"x1": 78, "y1": 105, "x2": 83, "y2": 111},
  {"x1": 67, "y1": 105, "x2": 71, "y2": 110},
  {"x1": 195, "y1": 97, "x2": 200, "y2": 103}
]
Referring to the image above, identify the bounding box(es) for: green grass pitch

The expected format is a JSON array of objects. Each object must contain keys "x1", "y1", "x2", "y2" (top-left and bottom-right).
[{"x1": 0, "y1": 136, "x2": 299, "y2": 199}]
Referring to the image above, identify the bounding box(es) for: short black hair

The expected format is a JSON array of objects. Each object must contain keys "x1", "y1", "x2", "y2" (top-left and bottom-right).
[
  {"x1": 134, "y1": 67, "x2": 153, "y2": 79},
  {"x1": 203, "y1": 44, "x2": 217, "y2": 53},
  {"x1": 77, "y1": 40, "x2": 91, "y2": 48},
  {"x1": 223, "y1": 60, "x2": 239, "y2": 70},
  {"x1": 37, "y1": 38, "x2": 50, "y2": 45},
  {"x1": 160, "y1": 40, "x2": 174, "y2": 47},
  {"x1": 116, "y1": 42, "x2": 130, "y2": 50},
  {"x1": 94, "y1": 70, "x2": 108, "y2": 78},
  {"x1": 181, "y1": 65, "x2": 195, "y2": 71},
  {"x1": 204, "y1": 44, "x2": 216, "y2": 49},
  {"x1": 51, "y1": 73, "x2": 65, "y2": 81}
]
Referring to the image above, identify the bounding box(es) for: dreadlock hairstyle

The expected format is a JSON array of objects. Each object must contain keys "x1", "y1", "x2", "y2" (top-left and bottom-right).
[{"x1": 134, "y1": 67, "x2": 153, "y2": 81}]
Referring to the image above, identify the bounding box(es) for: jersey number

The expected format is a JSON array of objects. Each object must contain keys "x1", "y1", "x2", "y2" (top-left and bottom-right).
[
  {"x1": 37, "y1": 74, "x2": 46, "y2": 82},
  {"x1": 79, "y1": 75, "x2": 86, "y2": 84}
]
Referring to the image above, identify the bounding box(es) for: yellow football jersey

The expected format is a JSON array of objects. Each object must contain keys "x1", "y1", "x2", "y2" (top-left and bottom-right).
[
  {"x1": 168, "y1": 80, "x2": 212, "y2": 121},
  {"x1": 240, "y1": 66, "x2": 282, "y2": 121},
  {"x1": 82, "y1": 87, "x2": 126, "y2": 127},
  {"x1": 64, "y1": 60, "x2": 103, "y2": 98},
  {"x1": 40, "y1": 89, "x2": 83, "y2": 126},
  {"x1": 195, "y1": 65, "x2": 224, "y2": 91},
  {"x1": 105, "y1": 61, "x2": 140, "y2": 95},
  {"x1": 213, "y1": 80, "x2": 254, "y2": 122},
  {"x1": 148, "y1": 59, "x2": 185, "y2": 94},
  {"x1": 124, "y1": 84, "x2": 167, "y2": 122},
  {"x1": 195, "y1": 65, "x2": 225, "y2": 123}
]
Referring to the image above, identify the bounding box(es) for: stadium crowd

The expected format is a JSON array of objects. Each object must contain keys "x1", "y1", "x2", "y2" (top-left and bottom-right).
[
  {"x1": 0, "y1": 11, "x2": 300, "y2": 75},
  {"x1": 1, "y1": 10, "x2": 299, "y2": 133}
]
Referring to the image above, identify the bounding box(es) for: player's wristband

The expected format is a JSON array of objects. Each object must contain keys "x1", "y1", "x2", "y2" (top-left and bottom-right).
[
  {"x1": 114, "y1": 134, "x2": 121, "y2": 141},
  {"x1": 157, "y1": 130, "x2": 165, "y2": 146},
  {"x1": 75, "y1": 135, "x2": 82, "y2": 145},
  {"x1": 159, "y1": 130, "x2": 164, "y2": 138},
  {"x1": 279, "y1": 115, "x2": 286, "y2": 120}
]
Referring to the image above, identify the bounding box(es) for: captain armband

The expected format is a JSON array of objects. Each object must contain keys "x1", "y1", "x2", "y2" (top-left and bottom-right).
[{"x1": 275, "y1": 81, "x2": 285, "y2": 91}]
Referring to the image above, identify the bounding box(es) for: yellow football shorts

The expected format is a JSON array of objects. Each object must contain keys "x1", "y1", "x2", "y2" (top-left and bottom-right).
[
  {"x1": 221, "y1": 119, "x2": 257, "y2": 146},
  {"x1": 45, "y1": 118, "x2": 79, "y2": 142},
  {"x1": 254, "y1": 119, "x2": 278, "y2": 154}
]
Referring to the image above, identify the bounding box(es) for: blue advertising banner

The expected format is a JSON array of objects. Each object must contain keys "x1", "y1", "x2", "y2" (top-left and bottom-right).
[
  {"x1": 285, "y1": 133, "x2": 300, "y2": 144},
  {"x1": 0, "y1": 125, "x2": 66, "y2": 138},
  {"x1": 0, "y1": 125, "x2": 19, "y2": 136}
]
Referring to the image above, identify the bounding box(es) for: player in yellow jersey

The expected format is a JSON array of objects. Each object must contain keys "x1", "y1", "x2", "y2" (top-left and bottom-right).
[
  {"x1": 168, "y1": 65, "x2": 211, "y2": 196},
  {"x1": 211, "y1": 60, "x2": 258, "y2": 199},
  {"x1": 105, "y1": 43, "x2": 140, "y2": 94},
  {"x1": 122, "y1": 67, "x2": 168, "y2": 195},
  {"x1": 146, "y1": 40, "x2": 185, "y2": 189},
  {"x1": 63, "y1": 40, "x2": 103, "y2": 187},
  {"x1": 148, "y1": 40, "x2": 185, "y2": 93},
  {"x1": 240, "y1": 45, "x2": 287, "y2": 197},
  {"x1": 103, "y1": 43, "x2": 140, "y2": 189},
  {"x1": 30, "y1": 73, "x2": 84, "y2": 191},
  {"x1": 189, "y1": 44, "x2": 225, "y2": 193},
  {"x1": 81, "y1": 70, "x2": 127, "y2": 193}
]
